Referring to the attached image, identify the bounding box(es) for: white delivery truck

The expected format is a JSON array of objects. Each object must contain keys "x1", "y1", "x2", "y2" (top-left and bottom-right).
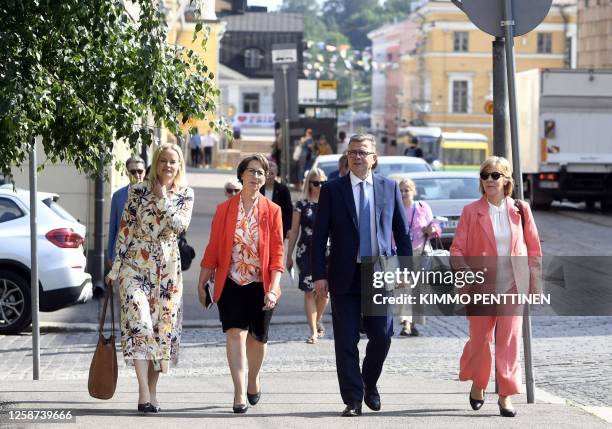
[{"x1": 517, "y1": 68, "x2": 612, "y2": 211}]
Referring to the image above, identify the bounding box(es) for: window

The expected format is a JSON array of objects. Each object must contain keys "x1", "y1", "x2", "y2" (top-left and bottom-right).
[
  {"x1": 0, "y1": 198, "x2": 24, "y2": 223},
  {"x1": 453, "y1": 31, "x2": 469, "y2": 52},
  {"x1": 244, "y1": 48, "x2": 263, "y2": 69},
  {"x1": 243, "y1": 93, "x2": 260, "y2": 113},
  {"x1": 537, "y1": 33, "x2": 552, "y2": 54},
  {"x1": 452, "y1": 80, "x2": 469, "y2": 113}
]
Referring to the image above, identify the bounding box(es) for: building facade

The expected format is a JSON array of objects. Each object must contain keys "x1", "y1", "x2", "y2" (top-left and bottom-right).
[
  {"x1": 398, "y1": 0, "x2": 577, "y2": 144},
  {"x1": 577, "y1": 0, "x2": 612, "y2": 69}
]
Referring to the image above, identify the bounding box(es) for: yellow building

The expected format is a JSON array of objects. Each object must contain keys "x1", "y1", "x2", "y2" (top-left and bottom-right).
[{"x1": 400, "y1": 0, "x2": 577, "y2": 145}]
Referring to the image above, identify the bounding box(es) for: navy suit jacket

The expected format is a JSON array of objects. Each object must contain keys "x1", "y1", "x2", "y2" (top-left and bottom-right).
[{"x1": 311, "y1": 173, "x2": 412, "y2": 294}]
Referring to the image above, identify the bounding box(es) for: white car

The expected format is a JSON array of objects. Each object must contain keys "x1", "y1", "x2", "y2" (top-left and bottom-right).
[
  {"x1": 307, "y1": 154, "x2": 432, "y2": 179},
  {"x1": 389, "y1": 172, "x2": 481, "y2": 247},
  {"x1": 0, "y1": 185, "x2": 92, "y2": 334}
]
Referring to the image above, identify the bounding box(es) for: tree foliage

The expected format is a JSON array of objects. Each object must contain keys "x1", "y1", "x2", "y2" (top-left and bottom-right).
[{"x1": 0, "y1": 0, "x2": 222, "y2": 179}]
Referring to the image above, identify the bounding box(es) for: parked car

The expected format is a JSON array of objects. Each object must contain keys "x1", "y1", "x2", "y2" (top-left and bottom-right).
[
  {"x1": 0, "y1": 185, "x2": 92, "y2": 334},
  {"x1": 307, "y1": 154, "x2": 432, "y2": 179},
  {"x1": 389, "y1": 172, "x2": 481, "y2": 247}
]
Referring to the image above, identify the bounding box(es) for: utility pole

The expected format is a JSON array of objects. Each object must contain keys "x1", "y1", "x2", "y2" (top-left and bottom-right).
[{"x1": 492, "y1": 37, "x2": 507, "y2": 157}]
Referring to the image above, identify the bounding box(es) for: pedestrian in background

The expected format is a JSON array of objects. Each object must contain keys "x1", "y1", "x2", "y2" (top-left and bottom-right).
[
  {"x1": 450, "y1": 156, "x2": 542, "y2": 417},
  {"x1": 311, "y1": 134, "x2": 412, "y2": 417},
  {"x1": 260, "y1": 160, "x2": 293, "y2": 240},
  {"x1": 328, "y1": 154, "x2": 348, "y2": 181},
  {"x1": 105, "y1": 143, "x2": 194, "y2": 413},
  {"x1": 197, "y1": 154, "x2": 284, "y2": 414},
  {"x1": 224, "y1": 179, "x2": 242, "y2": 199},
  {"x1": 189, "y1": 128, "x2": 202, "y2": 167},
  {"x1": 337, "y1": 131, "x2": 349, "y2": 155},
  {"x1": 297, "y1": 129, "x2": 314, "y2": 188},
  {"x1": 317, "y1": 135, "x2": 333, "y2": 156},
  {"x1": 396, "y1": 177, "x2": 441, "y2": 337},
  {"x1": 202, "y1": 130, "x2": 217, "y2": 168},
  {"x1": 286, "y1": 167, "x2": 329, "y2": 344},
  {"x1": 103, "y1": 155, "x2": 146, "y2": 297}
]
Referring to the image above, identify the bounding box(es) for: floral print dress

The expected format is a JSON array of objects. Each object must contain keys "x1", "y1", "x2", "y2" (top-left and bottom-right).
[
  {"x1": 294, "y1": 199, "x2": 322, "y2": 292},
  {"x1": 107, "y1": 182, "x2": 194, "y2": 372}
]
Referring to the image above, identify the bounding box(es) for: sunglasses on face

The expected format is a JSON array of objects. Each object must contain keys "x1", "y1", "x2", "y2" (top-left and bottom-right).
[
  {"x1": 480, "y1": 171, "x2": 504, "y2": 181},
  {"x1": 225, "y1": 188, "x2": 240, "y2": 194},
  {"x1": 129, "y1": 169, "x2": 145, "y2": 175},
  {"x1": 310, "y1": 180, "x2": 326, "y2": 187}
]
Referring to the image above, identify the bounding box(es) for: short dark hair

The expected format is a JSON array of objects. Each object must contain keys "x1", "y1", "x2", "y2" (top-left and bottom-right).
[
  {"x1": 339, "y1": 131, "x2": 346, "y2": 140},
  {"x1": 125, "y1": 155, "x2": 145, "y2": 169},
  {"x1": 236, "y1": 153, "x2": 270, "y2": 183}
]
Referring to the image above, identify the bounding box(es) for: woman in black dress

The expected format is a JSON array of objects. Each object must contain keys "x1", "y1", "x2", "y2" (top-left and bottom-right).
[{"x1": 286, "y1": 168, "x2": 329, "y2": 344}]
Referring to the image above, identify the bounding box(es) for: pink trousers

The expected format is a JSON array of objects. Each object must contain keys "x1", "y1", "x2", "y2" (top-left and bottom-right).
[{"x1": 459, "y1": 315, "x2": 522, "y2": 396}]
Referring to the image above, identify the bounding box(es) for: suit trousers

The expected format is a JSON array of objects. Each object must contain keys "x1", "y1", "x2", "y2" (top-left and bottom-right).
[
  {"x1": 330, "y1": 263, "x2": 394, "y2": 404},
  {"x1": 459, "y1": 315, "x2": 523, "y2": 396}
]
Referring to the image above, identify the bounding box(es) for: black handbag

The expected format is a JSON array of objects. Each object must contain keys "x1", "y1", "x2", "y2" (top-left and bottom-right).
[{"x1": 178, "y1": 232, "x2": 196, "y2": 271}]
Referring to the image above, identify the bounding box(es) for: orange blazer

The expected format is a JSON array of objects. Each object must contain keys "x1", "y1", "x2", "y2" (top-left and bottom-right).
[
  {"x1": 450, "y1": 196, "x2": 542, "y2": 294},
  {"x1": 201, "y1": 194, "x2": 285, "y2": 303}
]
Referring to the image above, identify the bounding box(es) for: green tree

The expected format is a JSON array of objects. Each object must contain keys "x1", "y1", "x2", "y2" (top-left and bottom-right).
[{"x1": 0, "y1": 0, "x2": 222, "y2": 179}]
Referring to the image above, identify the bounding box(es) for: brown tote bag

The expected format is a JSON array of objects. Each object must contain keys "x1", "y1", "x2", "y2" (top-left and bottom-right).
[{"x1": 88, "y1": 283, "x2": 118, "y2": 399}]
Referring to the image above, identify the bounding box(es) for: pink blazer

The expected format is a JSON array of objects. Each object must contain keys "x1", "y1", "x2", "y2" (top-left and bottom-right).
[{"x1": 450, "y1": 196, "x2": 542, "y2": 294}]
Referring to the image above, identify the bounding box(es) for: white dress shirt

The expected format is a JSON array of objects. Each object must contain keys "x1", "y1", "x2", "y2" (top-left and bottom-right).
[
  {"x1": 350, "y1": 171, "x2": 379, "y2": 260},
  {"x1": 489, "y1": 199, "x2": 513, "y2": 292}
]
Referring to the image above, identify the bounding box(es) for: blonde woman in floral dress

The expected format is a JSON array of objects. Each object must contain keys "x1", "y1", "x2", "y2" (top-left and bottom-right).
[
  {"x1": 286, "y1": 168, "x2": 329, "y2": 344},
  {"x1": 106, "y1": 143, "x2": 194, "y2": 413}
]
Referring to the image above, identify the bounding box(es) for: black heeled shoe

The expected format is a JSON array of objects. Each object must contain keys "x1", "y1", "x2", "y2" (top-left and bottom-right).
[
  {"x1": 247, "y1": 391, "x2": 261, "y2": 406},
  {"x1": 137, "y1": 402, "x2": 157, "y2": 413},
  {"x1": 469, "y1": 392, "x2": 485, "y2": 410},
  {"x1": 233, "y1": 404, "x2": 248, "y2": 414},
  {"x1": 498, "y1": 400, "x2": 517, "y2": 417}
]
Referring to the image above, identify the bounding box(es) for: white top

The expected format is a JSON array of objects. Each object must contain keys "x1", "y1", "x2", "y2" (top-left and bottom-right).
[
  {"x1": 488, "y1": 199, "x2": 513, "y2": 292},
  {"x1": 203, "y1": 133, "x2": 217, "y2": 148},
  {"x1": 337, "y1": 138, "x2": 349, "y2": 155},
  {"x1": 350, "y1": 171, "x2": 379, "y2": 260}
]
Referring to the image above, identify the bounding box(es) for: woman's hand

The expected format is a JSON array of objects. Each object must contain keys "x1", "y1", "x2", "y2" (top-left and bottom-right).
[
  {"x1": 262, "y1": 291, "x2": 278, "y2": 311},
  {"x1": 104, "y1": 275, "x2": 113, "y2": 288},
  {"x1": 153, "y1": 180, "x2": 167, "y2": 199},
  {"x1": 286, "y1": 257, "x2": 294, "y2": 272},
  {"x1": 422, "y1": 224, "x2": 437, "y2": 236}
]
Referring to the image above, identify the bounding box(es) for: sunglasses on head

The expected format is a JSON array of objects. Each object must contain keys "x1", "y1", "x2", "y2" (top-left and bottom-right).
[
  {"x1": 480, "y1": 171, "x2": 504, "y2": 181},
  {"x1": 129, "y1": 169, "x2": 144, "y2": 175},
  {"x1": 310, "y1": 180, "x2": 326, "y2": 187},
  {"x1": 225, "y1": 188, "x2": 240, "y2": 194}
]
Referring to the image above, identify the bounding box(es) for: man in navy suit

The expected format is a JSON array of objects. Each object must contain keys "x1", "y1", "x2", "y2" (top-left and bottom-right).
[{"x1": 312, "y1": 134, "x2": 412, "y2": 417}]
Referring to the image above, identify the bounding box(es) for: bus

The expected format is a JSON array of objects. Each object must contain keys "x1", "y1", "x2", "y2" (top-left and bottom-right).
[
  {"x1": 397, "y1": 126, "x2": 442, "y2": 164},
  {"x1": 439, "y1": 132, "x2": 489, "y2": 171}
]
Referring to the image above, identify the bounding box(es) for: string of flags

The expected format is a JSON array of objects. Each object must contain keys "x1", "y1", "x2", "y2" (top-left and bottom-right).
[{"x1": 302, "y1": 39, "x2": 403, "y2": 79}]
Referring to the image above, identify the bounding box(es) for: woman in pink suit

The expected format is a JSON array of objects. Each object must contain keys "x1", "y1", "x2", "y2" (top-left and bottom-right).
[{"x1": 450, "y1": 156, "x2": 542, "y2": 417}]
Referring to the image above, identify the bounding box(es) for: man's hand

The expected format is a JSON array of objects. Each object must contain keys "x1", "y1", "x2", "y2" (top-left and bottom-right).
[{"x1": 314, "y1": 279, "x2": 329, "y2": 298}]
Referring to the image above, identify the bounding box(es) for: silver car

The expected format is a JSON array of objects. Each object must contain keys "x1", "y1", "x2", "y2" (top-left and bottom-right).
[{"x1": 389, "y1": 172, "x2": 481, "y2": 247}]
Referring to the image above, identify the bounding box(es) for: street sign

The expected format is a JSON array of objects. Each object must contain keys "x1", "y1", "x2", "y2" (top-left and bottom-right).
[
  {"x1": 318, "y1": 80, "x2": 337, "y2": 100},
  {"x1": 484, "y1": 100, "x2": 494, "y2": 115},
  {"x1": 272, "y1": 48, "x2": 297, "y2": 64},
  {"x1": 460, "y1": 0, "x2": 552, "y2": 37}
]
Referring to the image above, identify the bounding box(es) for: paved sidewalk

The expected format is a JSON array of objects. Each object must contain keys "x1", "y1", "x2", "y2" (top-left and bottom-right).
[{"x1": 0, "y1": 372, "x2": 609, "y2": 429}]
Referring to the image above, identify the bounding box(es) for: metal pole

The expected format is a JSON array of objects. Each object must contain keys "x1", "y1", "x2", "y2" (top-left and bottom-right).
[
  {"x1": 492, "y1": 37, "x2": 507, "y2": 157},
  {"x1": 29, "y1": 137, "x2": 40, "y2": 380},
  {"x1": 349, "y1": 71, "x2": 354, "y2": 135},
  {"x1": 281, "y1": 65, "x2": 291, "y2": 185},
  {"x1": 502, "y1": 0, "x2": 535, "y2": 404},
  {"x1": 93, "y1": 154, "x2": 105, "y2": 294}
]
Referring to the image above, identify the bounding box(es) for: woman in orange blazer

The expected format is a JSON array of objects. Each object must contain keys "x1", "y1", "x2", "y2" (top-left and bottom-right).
[
  {"x1": 197, "y1": 154, "x2": 284, "y2": 414},
  {"x1": 450, "y1": 156, "x2": 542, "y2": 417}
]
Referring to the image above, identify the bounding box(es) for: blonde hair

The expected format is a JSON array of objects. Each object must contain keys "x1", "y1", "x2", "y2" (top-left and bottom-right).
[
  {"x1": 303, "y1": 167, "x2": 326, "y2": 198},
  {"x1": 479, "y1": 156, "x2": 514, "y2": 196},
  {"x1": 398, "y1": 178, "x2": 416, "y2": 193},
  {"x1": 148, "y1": 143, "x2": 187, "y2": 189}
]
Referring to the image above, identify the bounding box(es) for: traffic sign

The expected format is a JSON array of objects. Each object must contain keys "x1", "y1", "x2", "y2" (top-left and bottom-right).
[
  {"x1": 318, "y1": 80, "x2": 337, "y2": 100},
  {"x1": 460, "y1": 0, "x2": 552, "y2": 37}
]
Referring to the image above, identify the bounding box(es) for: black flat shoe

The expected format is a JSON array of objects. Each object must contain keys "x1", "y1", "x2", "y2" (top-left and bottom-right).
[
  {"x1": 233, "y1": 404, "x2": 248, "y2": 414},
  {"x1": 469, "y1": 393, "x2": 485, "y2": 410},
  {"x1": 498, "y1": 400, "x2": 516, "y2": 417},
  {"x1": 410, "y1": 326, "x2": 420, "y2": 337},
  {"x1": 247, "y1": 391, "x2": 261, "y2": 406},
  {"x1": 341, "y1": 402, "x2": 362, "y2": 417},
  {"x1": 137, "y1": 402, "x2": 157, "y2": 413},
  {"x1": 364, "y1": 385, "x2": 381, "y2": 411}
]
